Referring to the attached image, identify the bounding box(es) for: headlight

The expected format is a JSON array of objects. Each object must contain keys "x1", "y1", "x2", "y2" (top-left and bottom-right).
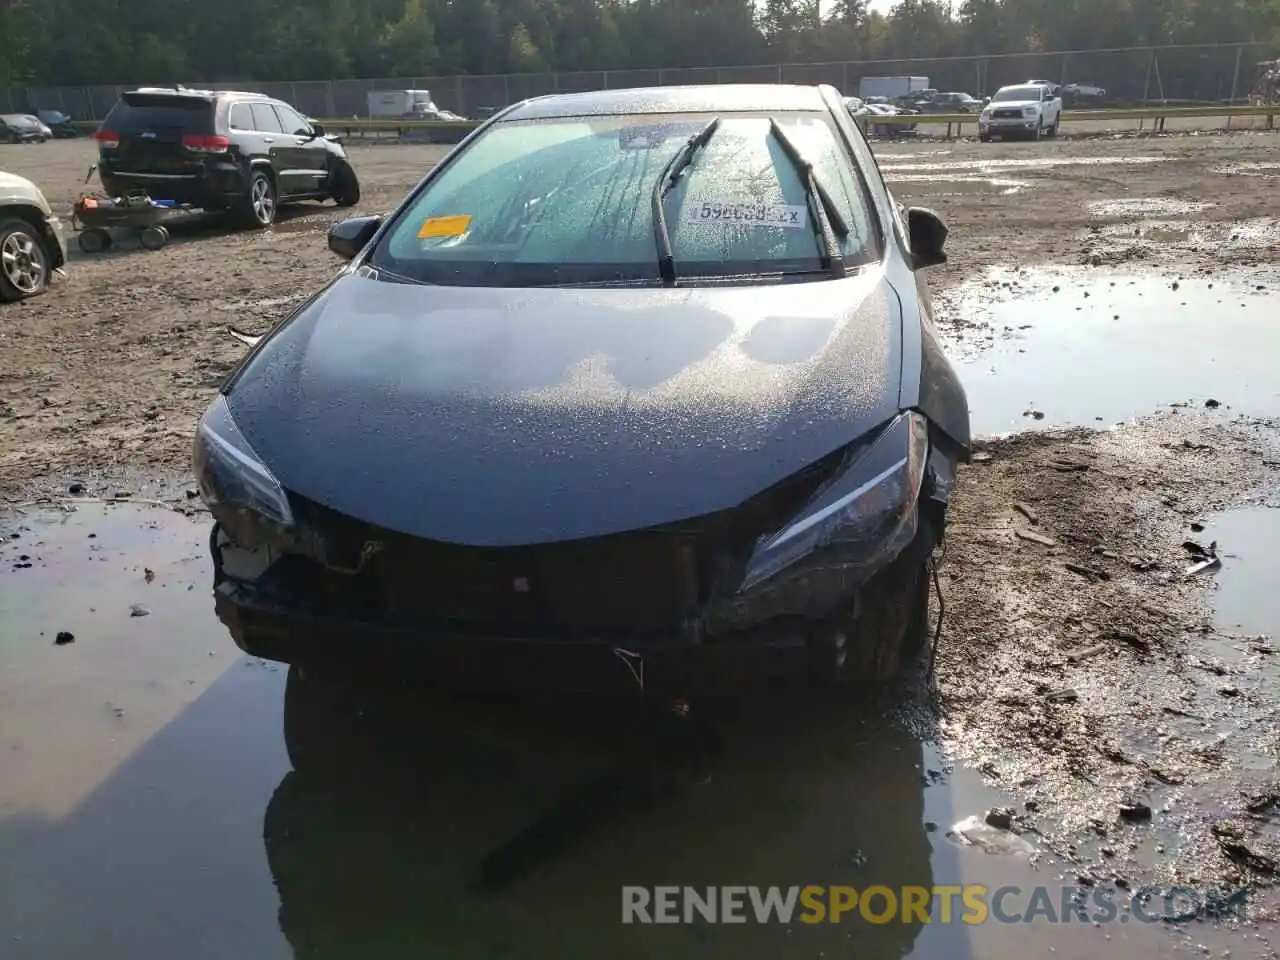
[
  {"x1": 736, "y1": 411, "x2": 929, "y2": 593},
  {"x1": 192, "y1": 394, "x2": 294, "y2": 525},
  {"x1": 1023, "y1": 106, "x2": 1038, "y2": 116}
]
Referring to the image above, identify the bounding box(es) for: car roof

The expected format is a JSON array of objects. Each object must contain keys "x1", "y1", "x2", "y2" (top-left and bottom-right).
[
  {"x1": 126, "y1": 87, "x2": 276, "y2": 103},
  {"x1": 504, "y1": 84, "x2": 832, "y2": 121}
]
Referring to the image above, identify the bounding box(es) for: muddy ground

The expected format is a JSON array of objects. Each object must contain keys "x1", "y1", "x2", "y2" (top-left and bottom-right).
[{"x1": 2, "y1": 129, "x2": 1280, "y2": 955}]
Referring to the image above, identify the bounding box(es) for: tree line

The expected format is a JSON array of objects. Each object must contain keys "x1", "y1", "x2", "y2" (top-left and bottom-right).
[{"x1": 2, "y1": 0, "x2": 1278, "y2": 87}]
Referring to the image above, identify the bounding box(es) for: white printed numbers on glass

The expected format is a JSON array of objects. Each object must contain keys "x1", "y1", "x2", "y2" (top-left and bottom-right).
[{"x1": 685, "y1": 200, "x2": 809, "y2": 229}]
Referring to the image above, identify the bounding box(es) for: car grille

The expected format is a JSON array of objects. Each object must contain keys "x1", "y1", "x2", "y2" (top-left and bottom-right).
[
  {"x1": 279, "y1": 450, "x2": 845, "y2": 641},
  {"x1": 992, "y1": 108, "x2": 1024, "y2": 119}
]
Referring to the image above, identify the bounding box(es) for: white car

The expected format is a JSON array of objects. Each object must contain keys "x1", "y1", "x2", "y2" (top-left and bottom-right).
[
  {"x1": 843, "y1": 96, "x2": 871, "y2": 133},
  {"x1": 865, "y1": 102, "x2": 917, "y2": 136},
  {"x1": 979, "y1": 83, "x2": 1063, "y2": 141},
  {"x1": 0, "y1": 170, "x2": 68, "y2": 301}
]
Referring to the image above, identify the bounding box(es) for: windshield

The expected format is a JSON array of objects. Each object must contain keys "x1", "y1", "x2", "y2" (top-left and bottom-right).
[
  {"x1": 993, "y1": 87, "x2": 1043, "y2": 102},
  {"x1": 106, "y1": 95, "x2": 214, "y2": 135},
  {"x1": 370, "y1": 110, "x2": 881, "y2": 288}
]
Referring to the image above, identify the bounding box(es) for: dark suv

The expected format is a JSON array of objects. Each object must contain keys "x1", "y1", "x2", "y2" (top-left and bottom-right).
[{"x1": 94, "y1": 87, "x2": 360, "y2": 228}]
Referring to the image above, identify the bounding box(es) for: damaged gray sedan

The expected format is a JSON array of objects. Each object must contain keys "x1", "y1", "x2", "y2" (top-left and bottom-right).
[{"x1": 194, "y1": 83, "x2": 971, "y2": 697}]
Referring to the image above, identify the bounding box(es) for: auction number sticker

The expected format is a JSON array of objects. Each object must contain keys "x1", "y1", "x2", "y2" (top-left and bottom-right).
[{"x1": 685, "y1": 199, "x2": 808, "y2": 229}]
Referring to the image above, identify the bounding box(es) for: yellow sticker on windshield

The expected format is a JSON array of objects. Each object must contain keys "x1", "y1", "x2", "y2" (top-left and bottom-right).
[{"x1": 418, "y1": 214, "x2": 472, "y2": 239}]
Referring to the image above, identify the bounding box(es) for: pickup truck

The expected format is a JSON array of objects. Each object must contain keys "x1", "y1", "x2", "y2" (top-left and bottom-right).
[{"x1": 978, "y1": 83, "x2": 1063, "y2": 141}]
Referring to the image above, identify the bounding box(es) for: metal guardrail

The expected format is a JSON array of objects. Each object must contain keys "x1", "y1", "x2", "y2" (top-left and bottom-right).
[
  {"x1": 863, "y1": 103, "x2": 1280, "y2": 136},
  {"x1": 67, "y1": 103, "x2": 1280, "y2": 139}
]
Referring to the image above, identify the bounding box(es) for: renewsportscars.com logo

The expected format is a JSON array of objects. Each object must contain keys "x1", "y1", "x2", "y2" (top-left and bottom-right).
[{"x1": 621, "y1": 885, "x2": 1248, "y2": 925}]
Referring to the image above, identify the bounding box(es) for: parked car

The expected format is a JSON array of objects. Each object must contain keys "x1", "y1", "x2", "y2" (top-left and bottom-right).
[
  {"x1": 916, "y1": 92, "x2": 984, "y2": 114},
  {"x1": 0, "y1": 170, "x2": 67, "y2": 301},
  {"x1": 94, "y1": 87, "x2": 361, "y2": 228},
  {"x1": 0, "y1": 114, "x2": 48, "y2": 143},
  {"x1": 1062, "y1": 82, "x2": 1107, "y2": 104},
  {"x1": 865, "y1": 102, "x2": 918, "y2": 136},
  {"x1": 843, "y1": 95, "x2": 871, "y2": 133},
  {"x1": 1025, "y1": 79, "x2": 1062, "y2": 95},
  {"x1": 37, "y1": 109, "x2": 79, "y2": 138},
  {"x1": 197, "y1": 83, "x2": 972, "y2": 697},
  {"x1": 979, "y1": 83, "x2": 1063, "y2": 141}
]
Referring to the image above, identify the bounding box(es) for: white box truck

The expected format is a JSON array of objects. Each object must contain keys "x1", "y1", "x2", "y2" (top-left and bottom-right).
[
  {"x1": 367, "y1": 89, "x2": 439, "y2": 119},
  {"x1": 858, "y1": 76, "x2": 930, "y2": 102}
]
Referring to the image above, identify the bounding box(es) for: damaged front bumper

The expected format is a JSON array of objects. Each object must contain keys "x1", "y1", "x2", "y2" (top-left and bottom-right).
[
  {"x1": 201, "y1": 404, "x2": 957, "y2": 696},
  {"x1": 212, "y1": 503, "x2": 943, "y2": 698}
]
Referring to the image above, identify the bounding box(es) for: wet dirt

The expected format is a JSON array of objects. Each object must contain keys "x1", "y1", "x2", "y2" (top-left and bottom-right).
[
  {"x1": 939, "y1": 415, "x2": 1280, "y2": 933},
  {"x1": 882, "y1": 173, "x2": 1029, "y2": 196},
  {"x1": 0, "y1": 503, "x2": 1269, "y2": 959},
  {"x1": 2, "y1": 132, "x2": 1280, "y2": 491},
  {"x1": 3, "y1": 130, "x2": 1280, "y2": 956}
]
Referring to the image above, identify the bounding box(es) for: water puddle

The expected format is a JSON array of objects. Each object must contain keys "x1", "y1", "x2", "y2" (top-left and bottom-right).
[
  {"x1": 1092, "y1": 217, "x2": 1280, "y2": 250},
  {"x1": 1203, "y1": 506, "x2": 1280, "y2": 640},
  {"x1": 1096, "y1": 219, "x2": 1204, "y2": 244},
  {"x1": 1088, "y1": 198, "x2": 1213, "y2": 218},
  {"x1": 1, "y1": 501, "x2": 1256, "y2": 957},
  {"x1": 885, "y1": 173, "x2": 1028, "y2": 195},
  {"x1": 1215, "y1": 161, "x2": 1280, "y2": 177},
  {"x1": 878, "y1": 156, "x2": 1162, "y2": 174},
  {"x1": 939, "y1": 268, "x2": 1280, "y2": 436}
]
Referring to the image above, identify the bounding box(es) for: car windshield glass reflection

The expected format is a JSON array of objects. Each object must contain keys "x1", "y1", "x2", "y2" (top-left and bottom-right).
[
  {"x1": 371, "y1": 111, "x2": 880, "y2": 287},
  {"x1": 992, "y1": 87, "x2": 1042, "y2": 102}
]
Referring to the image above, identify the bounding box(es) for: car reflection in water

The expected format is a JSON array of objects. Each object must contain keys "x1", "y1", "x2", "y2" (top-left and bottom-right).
[{"x1": 263, "y1": 667, "x2": 935, "y2": 958}]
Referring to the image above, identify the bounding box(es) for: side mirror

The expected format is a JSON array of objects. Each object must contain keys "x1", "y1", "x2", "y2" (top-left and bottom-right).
[
  {"x1": 328, "y1": 215, "x2": 383, "y2": 260},
  {"x1": 310, "y1": 121, "x2": 325, "y2": 136},
  {"x1": 906, "y1": 206, "x2": 947, "y2": 270}
]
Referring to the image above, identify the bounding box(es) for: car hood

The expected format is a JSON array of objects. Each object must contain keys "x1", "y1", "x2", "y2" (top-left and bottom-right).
[
  {"x1": 988, "y1": 100, "x2": 1042, "y2": 109},
  {"x1": 226, "y1": 270, "x2": 906, "y2": 545},
  {"x1": 0, "y1": 171, "x2": 52, "y2": 214}
]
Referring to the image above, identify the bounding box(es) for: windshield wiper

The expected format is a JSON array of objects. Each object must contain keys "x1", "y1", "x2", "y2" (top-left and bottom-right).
[
  {"x1": 768, "y1": 118, "x2": 849, "y2": 279},
  {"x1": 650, "y1": 117, "x2": 720, "y2": 286}
]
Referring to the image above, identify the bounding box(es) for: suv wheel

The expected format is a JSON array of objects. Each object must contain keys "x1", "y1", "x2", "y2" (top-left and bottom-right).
[
  {"x1": 0, "y1": 218, "x2": 51, "y2": 302},
  {"x1": 240, "y1": 170, "x2": 277, "y2": 229},
  {"x1": 329, "y1": 159, "x2": 360, "y2": 207}
]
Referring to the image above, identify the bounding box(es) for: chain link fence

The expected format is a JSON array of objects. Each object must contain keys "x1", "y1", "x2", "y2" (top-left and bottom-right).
[{"x1": 3, "y1": 43, "x2": 1273, "y2": 121}]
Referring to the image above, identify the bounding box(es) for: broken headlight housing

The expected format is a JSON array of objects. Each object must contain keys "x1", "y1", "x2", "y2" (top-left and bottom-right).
[
  {"x1": 193, "y1": 394, "x2": 294, "y2": 527},
  {"x1": 737, "y1": 410, "x2": 929, "y2": 594}
]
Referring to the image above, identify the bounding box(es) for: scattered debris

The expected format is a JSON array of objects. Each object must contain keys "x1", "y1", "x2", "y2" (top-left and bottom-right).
[
  {"x1": 985, "y1": 807, "x2": 1016, "y2": 830},
  {"x1": 1244, "y1": 789, "x2": 1280, "y2": 815},
  {"x1": 144, "y1": 567, "x2": 155, "y2": 583},
  {"x1": 1182, "y1": 538, "x2": 1221, "y2": 577},
  {"x1": 228, "y1": 326, "x2": 265, "y2": 348},
  {"x1": 1013, "y1": 501, "x2": 1039, "y2": 524},
  {"x1": 129, "y1": 604, "x2": 151, "y2": 618},
  {"x1": 971, "y1": 452, "x2": 994, "y2": 463},
  {"x1": 54, "y1": 631, "x2": 75, "y2": 646},
  {"x1": 1111, "y1": 631, "x2": 1151, "y2": 653},
  {"x1": 1204, "y1": 398, "x2": 1221, "y2": 408},
  {"x1": 950, "y1": 815, "x2": 1037, "y2": 858},
  {"x1": 1064, "y1": 561, "x2": 1110, "y2": 581},
  {"x1": 1066, "y1": 642, "x2": 1112, "y2": 662},
  {"x1": 1044, "y1": 687, "x2": 1080, "y2": 703},
  {"x1": 1185, "y1": 556, "x2": 1222, "y2": 578},
  {"x1": 1120, "y1": 801, "x2": 1153, "y2": 822},
  {"x1": 1015, "y1": 527, "x2": 1057, "y2": 547}
]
